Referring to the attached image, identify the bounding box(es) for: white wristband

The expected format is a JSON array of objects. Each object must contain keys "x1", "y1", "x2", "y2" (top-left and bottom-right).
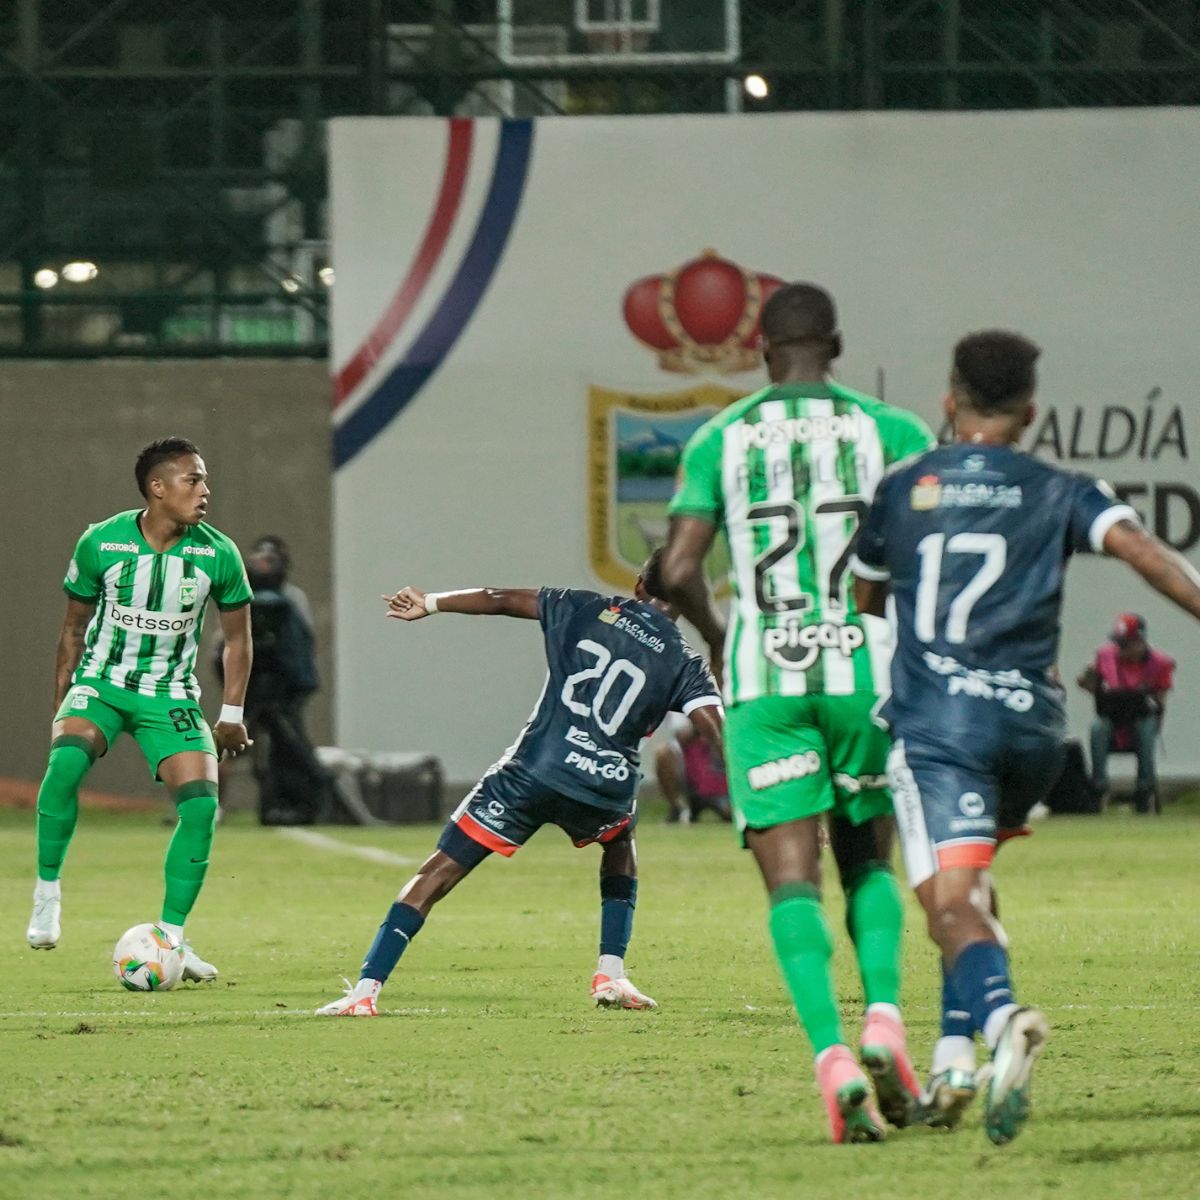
[
  {"x1": 218, "y1": 704, "x2": 244, "y2": 726},
  {"x1": 423, "y1": 592, "x2": 443, "y2": 614}
]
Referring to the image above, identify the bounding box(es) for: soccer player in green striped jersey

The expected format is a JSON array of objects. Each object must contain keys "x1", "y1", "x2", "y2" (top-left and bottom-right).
[
  {"x1": 26, "y1": 438, "x2": 254, "y2": 982},
  {"x1": 661, "y1": 284, "x2": 934, "y2": 1143}
]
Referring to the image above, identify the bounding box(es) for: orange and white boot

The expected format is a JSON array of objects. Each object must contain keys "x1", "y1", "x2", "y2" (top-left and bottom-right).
[
  {"x1": 859, "y1": 1005, "x2": 923, "y2": 1128},
  {"x1": 591, "y1": 972, "x2": 657, "y2": 1010},
  {"x1": 816, "y1": 1044, "x2": 887, "y2": 1144},
  {"x1": 315, "y1": 977, "x2": 381, "y2": 1016}
]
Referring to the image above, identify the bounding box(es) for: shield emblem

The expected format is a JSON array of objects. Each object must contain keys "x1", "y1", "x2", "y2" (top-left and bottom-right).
[
  {"x1": 588, "y1": 382, "x2": 740, "y2": 593},
  {"x1": 178, "y1": 579, "x2": 199, "y2": 608}
]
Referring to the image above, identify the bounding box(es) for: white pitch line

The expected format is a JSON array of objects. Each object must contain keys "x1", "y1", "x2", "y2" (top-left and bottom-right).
[{"x1": 275, "y1": 827, "x2": 417, "y2": 867}]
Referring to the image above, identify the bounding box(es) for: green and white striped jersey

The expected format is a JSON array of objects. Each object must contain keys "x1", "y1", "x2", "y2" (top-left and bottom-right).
[
  {"x1": 668, "y1": 381, "x2": 934, "y2": 705},
  {"x1": 63, "y1": 510, "x2": 252, "y2": 701}
]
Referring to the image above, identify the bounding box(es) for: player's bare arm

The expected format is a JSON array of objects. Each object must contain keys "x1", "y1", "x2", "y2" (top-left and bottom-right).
[
  {"x1": 1104, "y1": 519, "x2": 1200, "y2": 621},
  {"x1": 382, "y1": 586, "x2": 540, "y2": 621},
  {"x1": 214, "y1": 603, "x2": 253, "y2": 758},
  {"x1": 852, "y1": 577, "x2": 887, "y2": 619},
  {"x1": 687, "y1": 702, "x2": 724, "y2": 752},
  {"x1": 53, "y1": 598, "x2": 96, "y2": 713},
  {"x1": 660, "y1": 515, "x2": 726, "y2": 667}
]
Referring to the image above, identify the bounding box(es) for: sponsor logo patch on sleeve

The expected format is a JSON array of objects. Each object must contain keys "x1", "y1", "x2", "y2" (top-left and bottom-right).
[{"x1": 910, "y1": 475, "x2": 941, "y2": 510}]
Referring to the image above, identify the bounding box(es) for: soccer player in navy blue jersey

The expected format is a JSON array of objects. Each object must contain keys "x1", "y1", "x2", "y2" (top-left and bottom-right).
[
  {"x1": 851, "y1": 330, "x2": 1200, "y2": 1144},
  {"x1": 317, "y1": 550, "x2": 723, "y2": 1017}
]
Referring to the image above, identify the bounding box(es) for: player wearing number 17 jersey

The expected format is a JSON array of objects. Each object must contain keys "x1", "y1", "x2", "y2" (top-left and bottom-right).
[
  {"x1": 316, "y1": 550, "x2": 722, "y2": 1017},
  {"x1": 852, "y1": 330, "x2": 1200, "y2": 1145},
  {"x1": 661, "y1": 283, "x2": 934, "y2": 1143},
  {"x1": 26, "y1": 438, "x2": 253, "y2": 982}
]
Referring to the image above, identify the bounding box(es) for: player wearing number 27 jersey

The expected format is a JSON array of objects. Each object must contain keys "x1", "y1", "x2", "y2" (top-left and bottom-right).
[
  {"x1": 316, "y1": 550, "x2": 722, "y2": 1018},
  {"x1": 662, "y1": 283, "x2": 934, "y2": 1144}
]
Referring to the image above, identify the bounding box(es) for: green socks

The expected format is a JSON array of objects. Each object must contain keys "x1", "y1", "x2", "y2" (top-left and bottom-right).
[
  {"x1": 844, "y1": 863, "x2": 904, "y2": 1008},
  {"x1": 162, "y1": 781, "x2": 220, "y2": 926},
  {"x1": 768, "y1": 883, "x2": 844, "y2": 1055},
  {"x1": 37, "y1": 735, "x2": 221, "y2": 930},
  {"x1": 35, "y1": 737, "x2": 94, "y2": 881}
]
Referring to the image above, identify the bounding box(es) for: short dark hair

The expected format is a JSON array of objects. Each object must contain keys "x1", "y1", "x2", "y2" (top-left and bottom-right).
[
  {"x1": 953, "y1": 331, "x2": 1041, "y2": 414},
  {"x1": 761, "y1": 283, "x2": 837, "y2": 345},
  {"x1": 245, "y1": 548, "x2": 285, "y2": 592},
  {"x1": 253, "y1": 534, "x2": 291, "y2": 571},
  {"x1": 135, "y1": 437, "x2": 200, "y2": 498},
  {"x1": 640, "y1": 547, "x2": 667, "y2": 600}
]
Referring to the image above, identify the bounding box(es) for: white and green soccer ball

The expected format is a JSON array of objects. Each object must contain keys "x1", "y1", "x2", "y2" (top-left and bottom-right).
[{"x1": 112, "y1": 924, "x2": 185, "y2": 992}]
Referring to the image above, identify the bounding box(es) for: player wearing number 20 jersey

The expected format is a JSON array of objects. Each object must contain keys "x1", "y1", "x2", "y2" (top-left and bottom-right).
[{"x1": 315, "y1": 551, "x2": 723, "y2": 1018}]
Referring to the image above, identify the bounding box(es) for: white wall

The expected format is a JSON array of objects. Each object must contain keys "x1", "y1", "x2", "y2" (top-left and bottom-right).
[{"x1": 331, "y1": 109, "x2": 1200, "y2": 780}]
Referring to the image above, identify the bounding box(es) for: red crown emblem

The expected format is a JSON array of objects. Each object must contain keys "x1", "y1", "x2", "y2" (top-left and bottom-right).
[{"x1": 622, "y1": 249, "x2": 785, "y2": 376}]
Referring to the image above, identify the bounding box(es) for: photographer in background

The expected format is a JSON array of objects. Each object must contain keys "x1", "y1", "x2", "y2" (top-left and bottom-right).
[
  {"x1": 1077, "y1": 613, "x2": 1174, "y2": 814},
  {"x1": 252, "y1": 534, "x2": 315, "y2": 640},
  {"x1": 217, "y1": 542, "x2": 323, "y2": 824}
]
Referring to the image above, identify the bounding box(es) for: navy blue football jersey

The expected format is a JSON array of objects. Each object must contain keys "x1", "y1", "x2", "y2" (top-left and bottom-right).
[
  {"x1": 497, "y1": 589, "x2": 721, "y2": 811},
  {"x1": 852, "y1": 444, "x2": 1138, "y2": 726}
]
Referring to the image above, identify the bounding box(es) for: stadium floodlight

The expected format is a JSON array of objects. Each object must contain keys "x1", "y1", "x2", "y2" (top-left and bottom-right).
[
  {"x1": 33, "y1": 269, "x2": 59, "y2": 289},
  {"x1": 280, "y1": 276, "x2": 302, "y2": 294},
  {"x1": 744, "y1": 74, "x2": 769, "y2": 100},
  {"x1": 318, "y1": 267, "x2": 335, "y2": 287},
  {"x1": 61, "y1": 261, "x2": 99, "y2": 283}
]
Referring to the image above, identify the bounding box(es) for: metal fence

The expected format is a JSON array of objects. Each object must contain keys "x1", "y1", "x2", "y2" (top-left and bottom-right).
[{"x1": 1, "y1": 0, "x2": 1197, "y2": 357}]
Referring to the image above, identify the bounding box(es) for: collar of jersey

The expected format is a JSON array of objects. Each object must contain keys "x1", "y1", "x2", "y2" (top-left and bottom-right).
[
  {"x1": 129, "y1": 509, "x2": 192, "y2": 555},
  {"x1": 767, "y1": 382, "x2": 838, "y2": 399}
]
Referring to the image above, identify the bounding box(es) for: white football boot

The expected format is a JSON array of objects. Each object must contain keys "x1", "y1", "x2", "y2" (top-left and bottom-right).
[
  {"x1": 914, "y1": 1067, "x2": 978, "y2": 1130},
  {"x1": 985, "y1": 1008, "x2": 1049, "y2": 1145},
  {"x1": 591, "y1": 972, "x2": 658, "y2": 1010},
  {"x1": 27, "y1": 890, "x2": 62, "y2": 950},
  {"x1": 181, "y1": 942, "x2": 219, "y2": 982},
  {"x1": 315, "y1": 977, "x2": 381, "y2": 1017}
]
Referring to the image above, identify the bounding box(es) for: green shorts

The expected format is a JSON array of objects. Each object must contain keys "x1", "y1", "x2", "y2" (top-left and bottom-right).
[
  {"x1": 725, "y1": 693, "x2": 893, "y2": 839},
  {"x1": 56, "y1": 678, "x2": 217, "y2": 778}
]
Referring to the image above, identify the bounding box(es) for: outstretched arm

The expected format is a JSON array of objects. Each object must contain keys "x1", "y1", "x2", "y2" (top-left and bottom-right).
[
  {"x1": 53, "y1": 598, "x2": 96, "y2": 711},
  {"x1": 383, "y1": 586, "x2": 540, "y2": 622},
  {"x1": 1104, "y1": 520, "x2": 1200, "y2": 622},
  {"x1": 661, "y1": 516, "x2": 726, "y2": 666}
]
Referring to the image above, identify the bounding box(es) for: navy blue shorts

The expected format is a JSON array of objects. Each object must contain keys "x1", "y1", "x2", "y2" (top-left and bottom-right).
[
  {"x1": 887, "y1": 724, "x2": 1064, "y2": 887},
  {"x1": 439, "y1": 761, "x2": 638, "y2": 864}
]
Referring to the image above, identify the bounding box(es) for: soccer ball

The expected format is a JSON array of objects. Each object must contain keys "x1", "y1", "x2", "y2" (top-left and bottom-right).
[{"x1": 112, "y1": 924, "x2": 185, "y2": 992}]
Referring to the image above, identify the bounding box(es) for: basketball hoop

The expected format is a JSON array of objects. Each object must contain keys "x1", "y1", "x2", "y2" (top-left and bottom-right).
[
  {"x1": 584, "y1": 25, "x2": 652, "y2": 55},
  {"x1": 497, "y1": 0, "x2": 735, "y2": 72}
]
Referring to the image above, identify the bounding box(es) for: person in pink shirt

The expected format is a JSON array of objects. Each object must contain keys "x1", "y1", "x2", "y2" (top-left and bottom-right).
[
  {"x1": 655, "y1": 714, "x2": 732, "y2": 824},
  {"x1": 1077, "y1": 613, "x2": 1175, "y2": 813}
]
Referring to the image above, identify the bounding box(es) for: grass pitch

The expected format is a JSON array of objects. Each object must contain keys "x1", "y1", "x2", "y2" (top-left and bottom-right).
[{"x1": 1, "y1": 802, "x2": 1197, "y2": 1200}]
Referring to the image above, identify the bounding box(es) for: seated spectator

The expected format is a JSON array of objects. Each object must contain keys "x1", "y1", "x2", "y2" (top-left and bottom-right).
[
  {"x1": 1077, "y1": 613, "x2": 1174, "y2": 813},
  {"x1": 654, "y1": 714, "x2": 732, "y2": 824}
]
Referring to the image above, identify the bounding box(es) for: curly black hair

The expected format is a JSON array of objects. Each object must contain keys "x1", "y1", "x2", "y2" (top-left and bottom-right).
[{"x1": 953, "y1": 330, "x2": 1041, "y2": 414}]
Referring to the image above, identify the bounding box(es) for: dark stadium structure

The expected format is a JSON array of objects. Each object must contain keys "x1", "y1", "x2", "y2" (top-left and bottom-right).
[{"x1": 2, "y1": 0, "x2": 1198, "y2": 356}]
